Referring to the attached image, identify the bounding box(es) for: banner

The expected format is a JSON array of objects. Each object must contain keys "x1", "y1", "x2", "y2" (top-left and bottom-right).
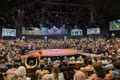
[
  {"x1": 22, "y1": 49, "x2": 78, "y2": 57},
  {"x1": 87, "y1": 28, "x2": 100, "y2": 35},
  {"x1": 2, "y1": 28, "x2": 16, "y2": 37},
  {"x1": 21, "y1": 49, "x2": 102, "y2": 58}
]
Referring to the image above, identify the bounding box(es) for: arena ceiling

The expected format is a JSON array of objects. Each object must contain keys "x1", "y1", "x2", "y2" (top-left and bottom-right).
[
  {"x1": 0, "y1": 0, "x2": 119, "y2": 24},
  {"x1": 112, "y1": 0, "x2": 120, "y2": 20}
]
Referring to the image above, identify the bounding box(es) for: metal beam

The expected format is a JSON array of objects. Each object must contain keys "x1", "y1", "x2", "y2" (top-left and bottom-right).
[
  {"x1": 17, "y1": 0, "x2": 92, "y2": 9},
  {"x1": 40, "y1": 1, "x2": 92, "y2": 7}
]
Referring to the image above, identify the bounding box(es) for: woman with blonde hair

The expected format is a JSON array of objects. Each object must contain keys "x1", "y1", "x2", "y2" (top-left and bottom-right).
[{"x1": 16, "y1": 66, "x2": 26, "y2": 80}]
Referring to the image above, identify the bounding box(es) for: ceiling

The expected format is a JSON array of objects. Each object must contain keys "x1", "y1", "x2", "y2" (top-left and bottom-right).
[
  {"x1": 0, "y1": 0, "x2": 118, "y2": 24},
  {"x1": 111, "y1": 0, "x2": 120, "y2": 20}
]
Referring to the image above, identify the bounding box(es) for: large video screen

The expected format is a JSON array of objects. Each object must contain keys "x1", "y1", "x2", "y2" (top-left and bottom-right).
[
  {"x1": 2, "y1": 28, "x2": 16, "y2": 37},
  {"x1": 22, "y1": 26, "x2": 67, "y2": 36},
  {"x1": 71, "y1": 29, "x2": 83, "y2": 36},
  {"x1": 22, "y1": 27, "x2": 42, "y2": 35},
  {"x1": 47, "y1": 26, "x2": 66, "y2": 35},
  {"x1": 87, "y1": 28, "x2": 100, "y2": 35},
  {"x1": 110, "y1": 19, "x2": 120, "y2": 31}
]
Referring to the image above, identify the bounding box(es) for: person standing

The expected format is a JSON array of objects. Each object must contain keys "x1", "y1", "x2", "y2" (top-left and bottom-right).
[
  {"x1": 16, "y1": 65, "x2": 26, "y2": 80},
  {"x1": 73, "y1": 64, "x2": 86, "y2": 80}
]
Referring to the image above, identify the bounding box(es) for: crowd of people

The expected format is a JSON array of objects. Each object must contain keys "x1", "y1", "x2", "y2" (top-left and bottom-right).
[
  {"x1": 0, "y1": 37, "x2": 120, "y2": 80},
  {"x1": 0, "y1": 37, "x2": 120, "y2": 62},
  {"x1": 2, "y1": 52, "x2": 120, "y2": 80}
]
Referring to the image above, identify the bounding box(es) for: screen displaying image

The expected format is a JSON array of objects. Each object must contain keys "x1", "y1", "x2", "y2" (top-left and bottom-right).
[
  {"x1": 2, "y1": 28, "x2": 16, "y2": 37},
  {"x1": 110, "y1": 19, "x2": 120, "y2": 31},
  {"x1": 41, "y1": 27, "x2": 49, "y2": 35},
  {"x1": 71, "y1": 29, "x2": 83, "y2": 36},
  {"x1": 47, "y1": 26, "x2": 67, "y2": 35},
  {"x1": 22, "y1": 26, "x2": 67, "y2": 35},
  {"x1": 22, "y1": 27, "x2": 42, "y2": 35},
  {"x1": 87, "y1": 28, "x2": 100, "y2": 35}
]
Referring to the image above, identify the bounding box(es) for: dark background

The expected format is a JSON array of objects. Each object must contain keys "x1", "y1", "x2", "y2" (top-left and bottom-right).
[{"x1": 0, "y1": 0, "x2": 119, "y2": 38}]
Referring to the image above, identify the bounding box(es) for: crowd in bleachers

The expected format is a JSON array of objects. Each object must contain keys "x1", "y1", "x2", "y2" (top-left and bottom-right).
[{"x1": 0, "y1": 37, "x2": 120, "y2": 80}]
